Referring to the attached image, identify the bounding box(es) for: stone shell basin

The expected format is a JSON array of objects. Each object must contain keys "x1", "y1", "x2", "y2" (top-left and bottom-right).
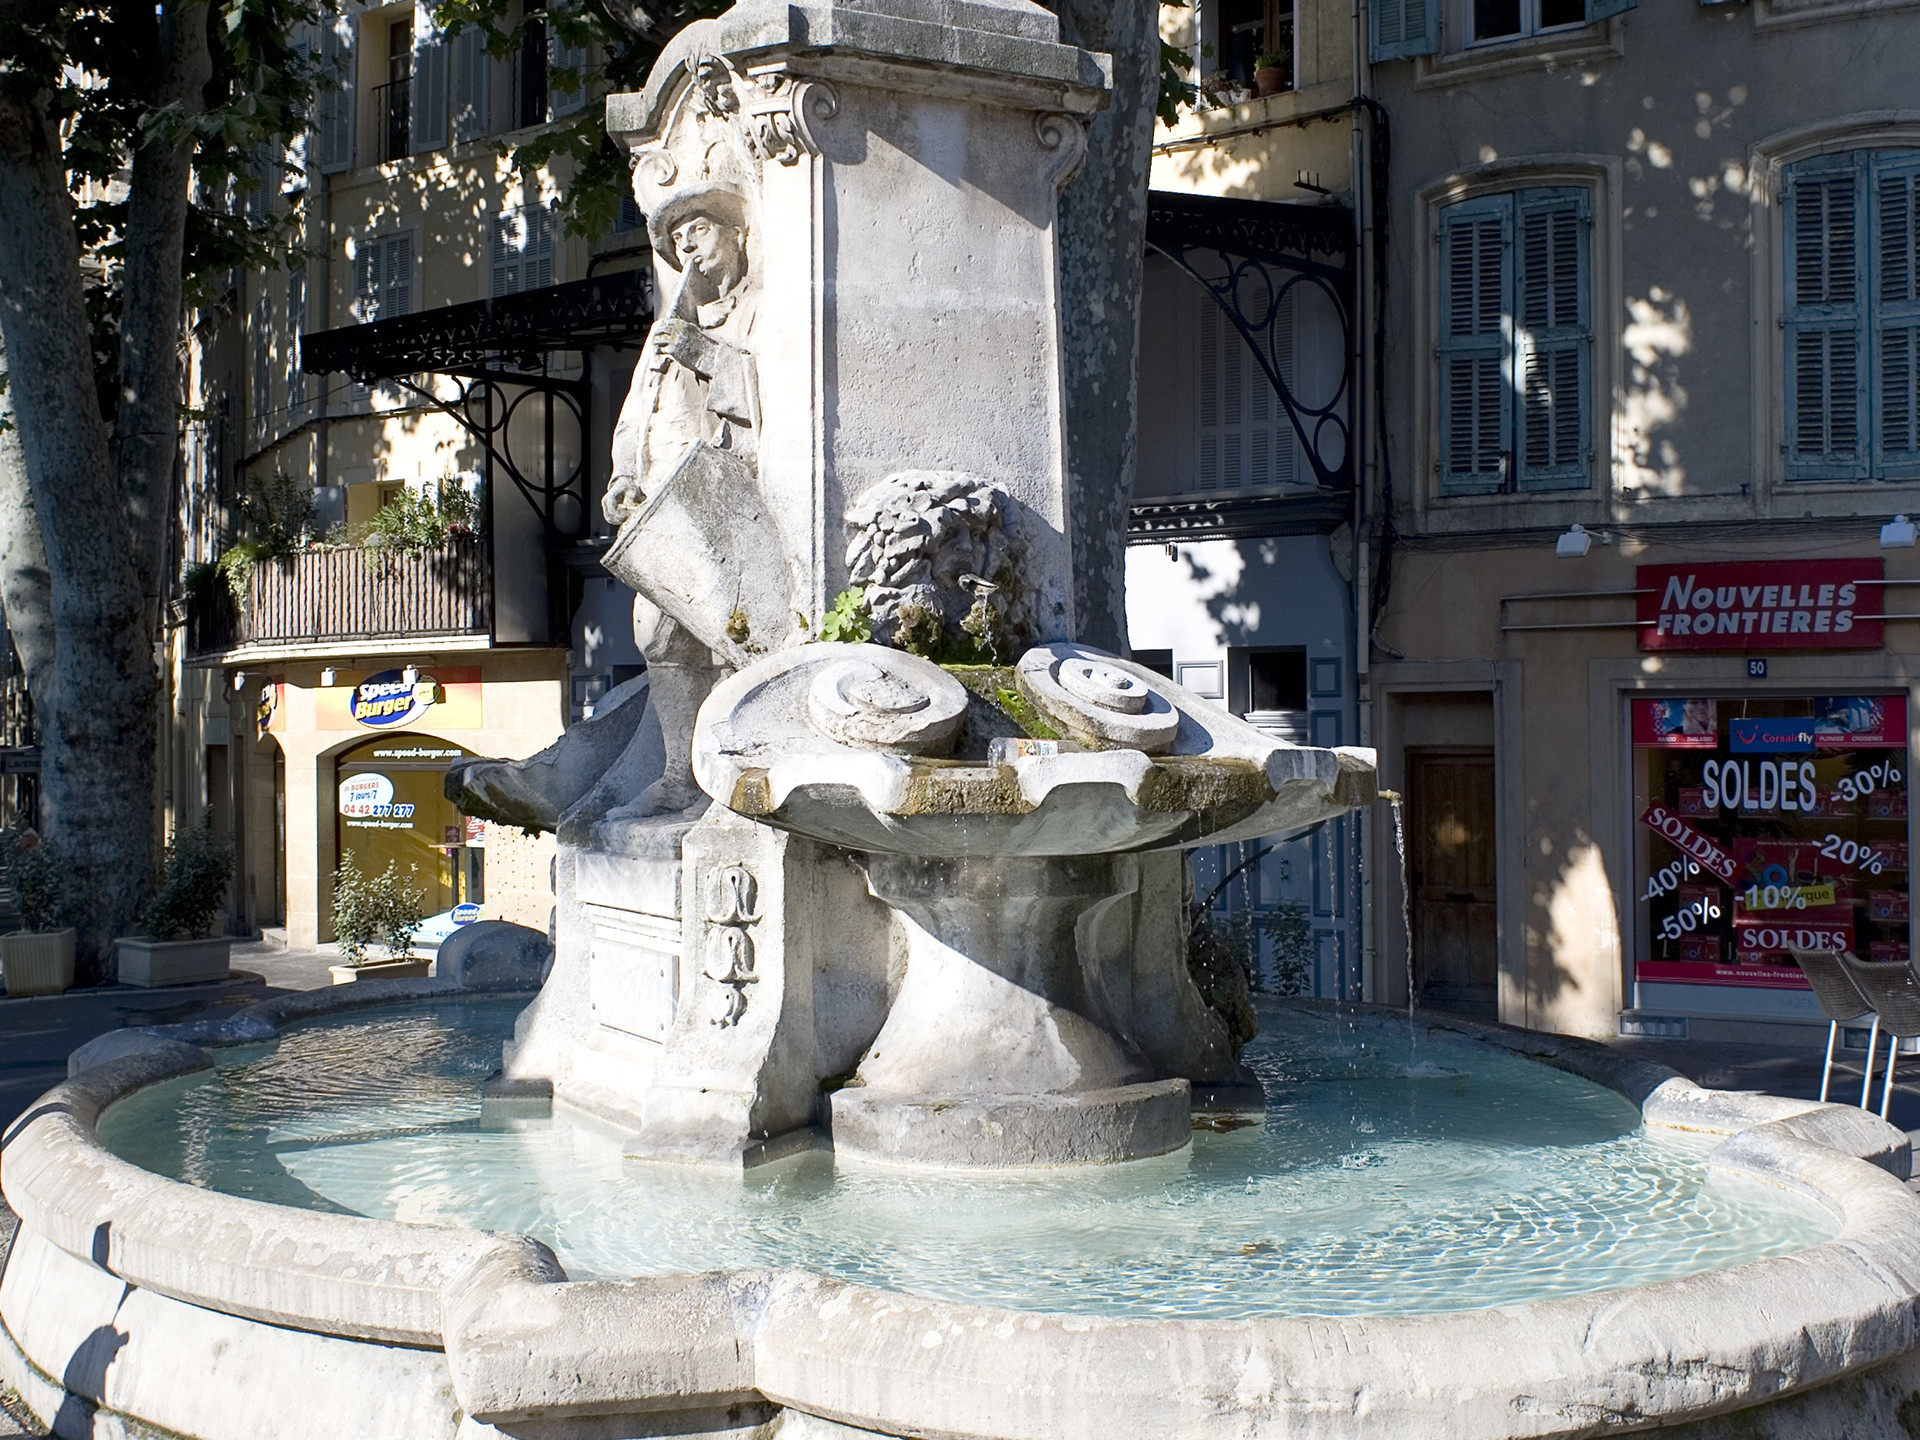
[{"x1": 692, "y1": 642, "x2": 1378, "y2": 856}]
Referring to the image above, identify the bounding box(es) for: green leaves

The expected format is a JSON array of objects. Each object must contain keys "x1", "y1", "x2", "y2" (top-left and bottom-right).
[{"x1": 818, "y1": 588, "x2": 872, "y2": 644}]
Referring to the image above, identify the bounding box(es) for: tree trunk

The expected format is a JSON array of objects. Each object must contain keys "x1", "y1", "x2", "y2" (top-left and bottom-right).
[
  {"x1": 1055, "y1": 0, "x2": 1158, "y2": 654},
  {"x1": 0, "y1": 335, "x2": 56, "y2": 732},
  {"x1": 0, "y1": 0, "x2": 206, "y2": 971}
]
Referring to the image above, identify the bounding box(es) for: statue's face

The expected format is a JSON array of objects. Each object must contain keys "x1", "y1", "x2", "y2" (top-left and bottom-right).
[{"x1": 672, "y1": 213, "x2": 746, "y2": 291}]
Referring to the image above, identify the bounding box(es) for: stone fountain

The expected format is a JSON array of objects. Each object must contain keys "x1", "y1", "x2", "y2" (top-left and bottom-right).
[
  {"x1": 448, "y1": 0, "x2": 1377, "y2": 1171},
  {"x1": 12, "y1": 1, "x2": 1920, "y2": 1436}
]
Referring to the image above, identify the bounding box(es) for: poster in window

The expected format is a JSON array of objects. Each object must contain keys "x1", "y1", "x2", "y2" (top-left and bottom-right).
[{"x1": 1634, "y1": 695, "x2": 1909, "y2": 993}]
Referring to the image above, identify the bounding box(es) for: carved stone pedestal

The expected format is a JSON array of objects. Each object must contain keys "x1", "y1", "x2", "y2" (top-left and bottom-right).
[{"x1": 829, "y1": 853, "x2": 1193, "y2": 1167}]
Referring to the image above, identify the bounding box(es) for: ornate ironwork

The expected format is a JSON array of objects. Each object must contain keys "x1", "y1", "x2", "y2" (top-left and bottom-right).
[
  {"x1": 1128, "y1": 493, "x2": 1351, "y2": 542},
  {"x1": 301, "y1": 271, "x2": 652, "y2": 383},
  {"x1": 300, "y1": 269, "x2": 653, "y2": 564},
  {"x1": 1145, "y1": 191, "x2": 1355, "y2": 492}
]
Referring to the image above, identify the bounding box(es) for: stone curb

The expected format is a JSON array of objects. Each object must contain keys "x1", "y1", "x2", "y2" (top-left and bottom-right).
[{"x1": 7, "y1": 992, "x2": 1920, "y2": 1438}]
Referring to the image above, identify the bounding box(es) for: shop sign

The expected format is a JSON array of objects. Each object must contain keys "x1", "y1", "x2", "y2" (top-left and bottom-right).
[
  {"x1": 1733, "y1": 916, "x2": 1853, "y2": 958},
  {"x1": 451, "y1": 902, "x2": 481, "y2": 925},
  {"x1": 318, "y1": 667, "x2": 484, "y2": 730},
  {"x1": 338, "y1": 772, "x2": 417, "y2": 827},
  {"x1": 1637, "y1": 559, "x2": 1883, "y2": 651},
  {"x1": 351, "y1": 670, "x2": 442, "y2": 727},
  {"x1": 1639, "y1": 804, "x2": 1739, "y2": 882}
]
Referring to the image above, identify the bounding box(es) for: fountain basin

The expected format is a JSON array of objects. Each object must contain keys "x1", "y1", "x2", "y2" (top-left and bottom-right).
[
  {"x1": 694, "y1": 642, "x2": 1378, "y2": 858},
  {"x1": 7, "y1": 986, "x2": 1920, "y2": 1440}
]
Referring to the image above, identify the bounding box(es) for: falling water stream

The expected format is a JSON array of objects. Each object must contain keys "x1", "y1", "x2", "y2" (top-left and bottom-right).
[{"x1": 1384, "y1": 793, "x2": 1412, "y2": 1018}]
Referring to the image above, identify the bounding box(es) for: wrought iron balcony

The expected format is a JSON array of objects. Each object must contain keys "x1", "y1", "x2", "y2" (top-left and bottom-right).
[
  {"x1": 186, "y1": 536, "x2": 491, "y2": 660},
  {"x1": 373, "y1": 77, "x2": 412, "y2": 164}
]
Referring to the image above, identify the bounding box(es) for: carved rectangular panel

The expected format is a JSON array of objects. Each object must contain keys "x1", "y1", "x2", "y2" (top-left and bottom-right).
[{"x1": 585, "y1": 902, "x2": 681, "y2": 1043}]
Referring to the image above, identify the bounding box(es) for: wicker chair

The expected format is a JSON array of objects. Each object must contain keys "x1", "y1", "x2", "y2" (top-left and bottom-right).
[
  {"x1": 1837, "y1": 950, "x2": 1920, "y2": 1120},
  {"x1": 1790, "y1": 947, "x2": 1878, "y2": 1107}
]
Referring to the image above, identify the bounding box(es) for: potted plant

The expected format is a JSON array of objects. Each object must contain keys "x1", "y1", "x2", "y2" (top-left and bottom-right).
[
  {"x1": 119, "y1": 826, "x2": 236, "y2": 987},
  {"x1": 1253, "y1": 53, "x2": 1290, "y2": 97},
  {"x1": 329, "y1": 854, "x2": 430, "y2": 983},
  {"x1": 1, "y1": 831, "x2": 76, "y2": 997}
]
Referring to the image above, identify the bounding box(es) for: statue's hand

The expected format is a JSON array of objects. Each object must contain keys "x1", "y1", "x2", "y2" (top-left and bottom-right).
[{"x1": 604, "y1": 474, "x2": 645, "y2": 526}]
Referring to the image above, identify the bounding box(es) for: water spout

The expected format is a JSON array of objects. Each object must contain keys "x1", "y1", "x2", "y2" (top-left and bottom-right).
[{"x1": 1379, "y1": 792, "x2": 1412, "y2": 1019}]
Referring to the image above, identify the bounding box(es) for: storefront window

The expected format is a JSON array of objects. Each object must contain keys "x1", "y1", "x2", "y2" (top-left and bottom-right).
[
  {"x1": 1632, "y1": 696, "x2": 1910, "y2": 993},
  {"x1": 335, "y1": 732, "x2": 484, "y2": 930}
]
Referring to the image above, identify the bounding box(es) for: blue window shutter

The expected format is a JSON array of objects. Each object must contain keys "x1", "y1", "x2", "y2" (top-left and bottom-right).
[
  {"x1": 1437, "y1": 196, "x2": 1512, "y2": 494},
  {"x1": 452, "y1": 24, "x2": 490, "y2": 142},
  {"x1": 1587, "y1": 0, "x2": 1636, "y2": 20},
  {"x1": 1784, "y1": 156, "x2": 1866, "y2": 480},
  {"x1": 314, "y1": 13, "x2": 356, "y2": 174},
  {"x1": 1371, "y1": 0, "x2": 1437, "y2": 62},
  {"x1": 1514, "y1": 188, "x2": 1591, "y2": 492},
  {"x1": 1872, "y1": 153, "x2": 1920, "y2": 477},
  {"x1": 411, "y1": 2, "x2": 450, "y2": 153}
]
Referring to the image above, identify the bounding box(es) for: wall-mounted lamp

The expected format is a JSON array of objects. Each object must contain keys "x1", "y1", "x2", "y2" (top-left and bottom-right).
[
  {"x1": 1881, "y1": 515, "x2": 1916, "y2": 548},
  {"x1": 401, "y1": 664, "x2": 420, "y2": 686},
  {"x1": 231, "y1": 670, "x2": 247, "y2": 693},
  {"x1": 319, "y1": 667, "x2": 337, "y2": 687},
  {"x1": 1555, "y1": 524, "x2": 1594, "y2": 558}
]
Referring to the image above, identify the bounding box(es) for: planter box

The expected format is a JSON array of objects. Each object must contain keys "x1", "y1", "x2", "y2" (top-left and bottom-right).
[
  {"x1": 3, "y1": 929, "x2": 76, "y2": 997},
  {"x1": 118, "y1": 936, "x2": 232, "y2": 988},
  {"x1": 330, "y1": 958, "x2": 431, "y2": 985}
]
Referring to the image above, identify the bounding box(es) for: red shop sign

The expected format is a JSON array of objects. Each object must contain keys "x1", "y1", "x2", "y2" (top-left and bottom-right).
[
  {"x1": 1640, "y1": 805, "x2": 1740, "y2": 882},
  {"x1": 1638, "y1": 559, "x2": 1883, "y2": 651}
]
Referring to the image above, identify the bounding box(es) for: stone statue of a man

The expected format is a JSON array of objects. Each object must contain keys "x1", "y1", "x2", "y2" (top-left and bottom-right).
[{"x1": 603, "y1": 182, "x2": 760, "y2": 818}]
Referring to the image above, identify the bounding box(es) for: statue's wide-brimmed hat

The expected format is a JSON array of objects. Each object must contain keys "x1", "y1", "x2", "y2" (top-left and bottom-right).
[{"x1": 646, "y1": 183, "x2": 751, "y2": 270}]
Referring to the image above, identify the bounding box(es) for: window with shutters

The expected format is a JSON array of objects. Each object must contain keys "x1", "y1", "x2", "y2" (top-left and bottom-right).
[
  {"x1": 1369, "y1": 0, "x2": 1630, "y2": 61},
  {"x1": 1783, "y1": 149, "x2": 1920, "y2": 483},
  {"x1": 492, "y1": 203, "x2": 558, "y2": 296},
  {"x1": 250, "y1": 290, "x2": 273, "y2": 447},
  {"x1": 451, "y1": 23, "x2": 491, "y2": 142},
  {"x1": 1195, "y1": 278, "x2": 1305, "y2": 494},
  {"x1": 1436, "y1": 188, "x2": 1592, "y2": 495},
  {"x1": 286, "y1": 268, "x2": 308, "y2": 420},
  {"x1": 352, "y1": 230, "x2": 415, "y2": 324}
]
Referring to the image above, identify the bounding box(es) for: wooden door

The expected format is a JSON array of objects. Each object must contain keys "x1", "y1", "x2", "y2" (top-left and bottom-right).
[{"x1": 1407, "y1": 750, "x2": 1497, "y2": 1016}]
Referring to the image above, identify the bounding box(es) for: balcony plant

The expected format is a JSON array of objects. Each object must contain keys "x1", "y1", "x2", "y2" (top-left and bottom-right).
[
  {"x1": 359, "y1": 479, "x2": 481, "y2": 556},
  {"x1": 119, "y1": 825, "x2": 236, "y2": 988},
  {"x1": 1253, "y1": 53, "x2": 1290, "y2": 97},
  {"x1": 1, "y1": 831, "x2": 77, "y2": 997},
  {"x1": 329, "y1": 854, "x2": 430, "y2": 983}
]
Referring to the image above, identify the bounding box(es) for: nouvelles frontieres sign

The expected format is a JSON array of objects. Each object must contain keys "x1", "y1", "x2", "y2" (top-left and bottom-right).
[{"x1": 1637, "y1": 559, "x2": 1883, "y2": 651}]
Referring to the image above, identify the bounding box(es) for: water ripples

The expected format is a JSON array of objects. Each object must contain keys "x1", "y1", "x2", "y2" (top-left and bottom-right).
[{"x1": 97, "y1": 998, "x2": 1835, "y2": 1320}]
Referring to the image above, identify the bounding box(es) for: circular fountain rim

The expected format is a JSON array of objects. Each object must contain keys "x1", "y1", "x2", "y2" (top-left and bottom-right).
[{"x1": 6, "y1": 983, "x2": 1920, "y2": 1440}]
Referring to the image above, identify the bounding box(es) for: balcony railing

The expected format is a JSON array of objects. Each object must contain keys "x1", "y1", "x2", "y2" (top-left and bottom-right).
[
  {"x1": 187, "y1": 536, "x2": 491, "y2": 658},
  {"x1": 373, "y1": 77, "x2": 412, "y2": 164}
]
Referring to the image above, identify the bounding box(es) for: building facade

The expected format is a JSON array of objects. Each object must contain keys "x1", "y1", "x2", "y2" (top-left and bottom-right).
[
  {"x1": 1147, "y1": 0, "x2": 1920, "y2": 1043},
  {"x1": 172, "y1": 0, "x2": 648, "y2": 949}
]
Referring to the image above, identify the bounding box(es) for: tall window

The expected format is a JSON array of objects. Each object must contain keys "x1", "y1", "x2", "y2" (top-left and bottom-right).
[
  {"x1": 1784, "y1": 150, "x2": 1920, "y2": 483},
  {"x1": 379, "y1": 16, "x2": 413, "y2": 163},
  {"x1": 493, "y1": 203, "x2": 556, "y2": 296},
  {"x1": 1436, "y1": 187, "x2": 1591, "y2": 495}
]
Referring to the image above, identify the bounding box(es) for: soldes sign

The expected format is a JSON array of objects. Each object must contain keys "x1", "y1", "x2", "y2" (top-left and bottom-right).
[
  {"x1": 1637, "y1": 559, "x2": 1883, "y2": 651},
  {"x1": 1735, "y1": 920, "x2": 1853, "y2": 956},
  {"x1": 1640, "y1": 805, "x2": 1739, "y2": 882}
]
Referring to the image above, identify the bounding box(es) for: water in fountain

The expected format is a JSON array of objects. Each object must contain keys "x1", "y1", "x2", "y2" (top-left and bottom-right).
[{"x1": 98, "y1": 998, "x2": 1832, "y2": 1321}]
